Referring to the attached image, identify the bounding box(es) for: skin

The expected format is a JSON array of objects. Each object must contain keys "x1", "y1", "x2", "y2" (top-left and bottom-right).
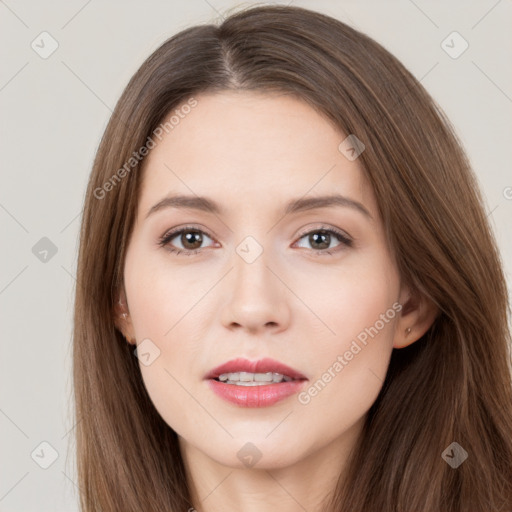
[{"x1": 115, "y1": 91, "x2": 437, "y2": 512}]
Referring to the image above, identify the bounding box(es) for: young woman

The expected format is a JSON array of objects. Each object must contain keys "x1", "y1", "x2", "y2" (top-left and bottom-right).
[{"x1": 72, "y1": 5, "x2": 512, "y2": 511}]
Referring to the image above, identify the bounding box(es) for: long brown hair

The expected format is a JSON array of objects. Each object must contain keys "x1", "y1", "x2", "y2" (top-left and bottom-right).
[{"x1": 73, "y1": 5, "x2": 512, "y2": 511}]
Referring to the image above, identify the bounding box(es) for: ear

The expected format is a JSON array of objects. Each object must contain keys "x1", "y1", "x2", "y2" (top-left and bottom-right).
[
  {"x1": 394, "y1": 284, "x2": 439, "y2": 349},
  {"x1": 113, "y1": 287, "x2": 137, "y2": 345}
]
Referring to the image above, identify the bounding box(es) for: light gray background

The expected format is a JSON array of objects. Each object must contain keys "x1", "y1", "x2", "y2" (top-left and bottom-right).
[{"x1": 1, "y1": 1, "x2": 511, "y2": 510}]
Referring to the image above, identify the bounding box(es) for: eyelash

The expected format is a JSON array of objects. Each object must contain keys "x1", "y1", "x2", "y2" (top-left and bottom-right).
[{"x1": 158, "y1": 224, "x2": 353, "y2": 257}]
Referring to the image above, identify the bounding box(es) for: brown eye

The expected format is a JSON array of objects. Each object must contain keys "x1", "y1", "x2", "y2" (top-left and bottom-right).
[
  {"x1": 158, "y1": 227, "x2": 216, "y2": 255},
  {"x1": 295, "y1": 228, "x2": 352, "y2": 254}
]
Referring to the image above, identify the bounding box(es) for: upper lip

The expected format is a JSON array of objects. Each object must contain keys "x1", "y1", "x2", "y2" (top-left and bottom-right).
[{"x1": 205, "y1": 357, "x2": 308, "y2": 381}]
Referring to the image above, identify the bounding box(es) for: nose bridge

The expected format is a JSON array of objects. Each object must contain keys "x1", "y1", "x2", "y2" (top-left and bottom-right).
[{"x1": 231, "y1": 236, "x2": 274, "y2": 300}]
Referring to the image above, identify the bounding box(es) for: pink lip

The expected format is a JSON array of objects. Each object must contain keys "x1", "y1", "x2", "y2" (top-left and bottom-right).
[
  {"x1": 204, "y1": 357, "x2": 307, "y2": 380},
  {"x1": 204, "y1": 357, "x2": 308, "y2": 408},
  {"x1": 206, "y1": 379, "x2": 307, "y2": 407}
]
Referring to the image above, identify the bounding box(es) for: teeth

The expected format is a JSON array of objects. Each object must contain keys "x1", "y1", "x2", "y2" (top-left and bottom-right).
[{"x1": 217, "y1": 372, "x2": 294, "y2": 385}]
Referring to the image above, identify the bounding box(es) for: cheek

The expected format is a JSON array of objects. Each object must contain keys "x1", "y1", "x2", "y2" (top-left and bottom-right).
[
  {"x1": 123, "y1": 247, "x2": 212, "y2": 420},
  {"x1": 295, "y1": 254, "x2": 398, "y2": 418},
  {"x1": 124, "y1": 245, "x2": 207, "y2": 341},
  {"x1": 298, "y1": 251, "x2": 398, "y2": 352}
]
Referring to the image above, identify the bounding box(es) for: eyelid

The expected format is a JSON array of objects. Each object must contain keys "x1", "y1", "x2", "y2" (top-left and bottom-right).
[
  {"x1": 294, "y1": 223, "x2": 352, "y2": 243},
  {"x1": 160, "y1": 224, "x2": 215, "y2": 242}
]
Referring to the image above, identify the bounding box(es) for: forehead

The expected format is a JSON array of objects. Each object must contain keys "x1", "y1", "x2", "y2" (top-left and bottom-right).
[{"x1": 138, "y1": 90, "x2": 375, "y2": 218}]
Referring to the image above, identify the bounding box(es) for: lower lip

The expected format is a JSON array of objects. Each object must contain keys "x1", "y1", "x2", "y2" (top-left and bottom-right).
[{"x1": 206, "y1": 379, "x2": 307, "y2": 407}]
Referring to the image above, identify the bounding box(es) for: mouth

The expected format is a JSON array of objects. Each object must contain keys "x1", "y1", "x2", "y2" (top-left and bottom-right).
[
  {"x1": 205, "y1": 357, "x2": 308, "y2": 383},
  {"x1": 204, "y1": 357, "x2": 308, "y2": 406}
]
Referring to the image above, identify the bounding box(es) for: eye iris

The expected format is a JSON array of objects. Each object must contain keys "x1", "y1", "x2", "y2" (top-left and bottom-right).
[
  {"x1": 310, "y1": 231, "x2": 330, "y2": 249},
  {"x1": 182, "y1": 231, "x2": 203, "y2": 249}
]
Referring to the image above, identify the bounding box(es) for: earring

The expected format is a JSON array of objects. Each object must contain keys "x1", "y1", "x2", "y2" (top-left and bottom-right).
[
  {"x1": 405, "y1": 327, "x2": 411, "y2": 335},
  {"x1": 121, "y1": 312, "x2": 128, "y2": 319}
]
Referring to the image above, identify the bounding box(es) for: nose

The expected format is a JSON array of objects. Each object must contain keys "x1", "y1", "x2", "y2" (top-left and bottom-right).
[{"x1": 220, "y1": 250, "x2": 291, "y2": 334}]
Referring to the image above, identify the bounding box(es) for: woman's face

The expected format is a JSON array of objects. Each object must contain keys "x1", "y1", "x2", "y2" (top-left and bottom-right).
[{"x1": 121, "y1": 90, "x2": 405, "y2": 470}]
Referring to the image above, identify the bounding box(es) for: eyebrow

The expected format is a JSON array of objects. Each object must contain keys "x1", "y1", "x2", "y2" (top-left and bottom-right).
[{"x1": 145, "y1": 193, "x2": 372, "y2": 220}]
